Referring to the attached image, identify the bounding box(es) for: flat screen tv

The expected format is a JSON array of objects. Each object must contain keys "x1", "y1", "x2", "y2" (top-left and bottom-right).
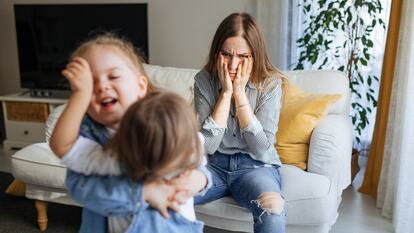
[{"x1": 14, "y1": 3, "x2": 148, "y2": 96}]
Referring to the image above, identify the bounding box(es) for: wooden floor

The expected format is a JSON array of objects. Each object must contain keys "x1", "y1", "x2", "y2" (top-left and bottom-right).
[{"x1": 329, "y1": 156, "x2": 393, "y2": 233}]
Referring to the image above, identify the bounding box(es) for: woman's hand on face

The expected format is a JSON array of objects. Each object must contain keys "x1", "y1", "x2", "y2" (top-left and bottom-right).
[
  {"x1": 233, "y1": 56, "x2": 252, "y2": 96},
  {"x1": 61, "y1": 57, "x2": 93, "y2": 97},
  {"x1": 217, "y1": 54, "x2": 233, "y2": 94}
]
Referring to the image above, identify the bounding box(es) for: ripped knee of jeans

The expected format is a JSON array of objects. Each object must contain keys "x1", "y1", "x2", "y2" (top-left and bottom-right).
[{"x1": 250, "y1": 192, "x2": 285, "y2": 222}]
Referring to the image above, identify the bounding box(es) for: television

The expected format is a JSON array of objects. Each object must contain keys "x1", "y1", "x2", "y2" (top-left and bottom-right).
[{"x1": 13, "y1": 3, "x2": 148, "y2": 97}]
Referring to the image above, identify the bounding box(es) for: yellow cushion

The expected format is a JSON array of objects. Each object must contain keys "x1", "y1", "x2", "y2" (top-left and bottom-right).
[
  {"x1": 5, "y1": 180, "x2": 26, "y2": 197},
  {"x1": 276, "y1": 83, "x2": 341, "y2": 170}
]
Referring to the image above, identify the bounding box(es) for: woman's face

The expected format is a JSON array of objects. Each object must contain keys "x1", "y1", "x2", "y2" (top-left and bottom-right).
[{"x1": 220, "y1": 36, "x2": 252, "y2": 81}]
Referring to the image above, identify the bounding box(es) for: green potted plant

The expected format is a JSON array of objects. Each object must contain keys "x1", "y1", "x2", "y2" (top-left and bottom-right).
[{"x1": 294, "y1": 0, "x2": 386, "y2": 147}]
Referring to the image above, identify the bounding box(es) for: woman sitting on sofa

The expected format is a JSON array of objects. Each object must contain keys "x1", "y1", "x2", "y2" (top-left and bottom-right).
[{"x1": 193, "y1": 12, "x2": 287, "y2": 233}]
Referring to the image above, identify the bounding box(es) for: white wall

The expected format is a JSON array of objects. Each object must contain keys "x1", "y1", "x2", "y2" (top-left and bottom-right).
[{"x1": 0, "y1": 0, "x2": 255, "y2": 95}]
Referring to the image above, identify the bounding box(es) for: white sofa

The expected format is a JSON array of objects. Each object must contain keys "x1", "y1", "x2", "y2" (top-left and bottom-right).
[{"x1": 11, "y1": 63, "x2": 352, "y2": 233}]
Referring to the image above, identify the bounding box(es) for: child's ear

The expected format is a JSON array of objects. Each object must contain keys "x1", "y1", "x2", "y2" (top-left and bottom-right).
[{"x1": 137, "y1": 75, "x2": 149, "y2": 99}]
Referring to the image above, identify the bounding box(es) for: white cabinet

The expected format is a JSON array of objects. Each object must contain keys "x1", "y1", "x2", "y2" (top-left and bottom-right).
[{"x1": 0, "y1": 92, "x2": 66, "y2": 156}]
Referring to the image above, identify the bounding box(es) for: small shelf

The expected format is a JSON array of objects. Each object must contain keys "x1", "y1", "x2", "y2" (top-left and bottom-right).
[
  {"x1": 0, "y1": 92, "x2": 67, "y2": 156},
  {"x1": 0, "y1": 91, "x2": 67, "y2": 104}
]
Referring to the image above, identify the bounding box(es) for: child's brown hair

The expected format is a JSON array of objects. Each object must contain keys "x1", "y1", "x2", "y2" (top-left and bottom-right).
[
  {"x1": 70, "y1": 32, "x2": 156, "y2": 92},
  {"x1": 108, "y1": 91, "x2": 203, "y2": 181}
]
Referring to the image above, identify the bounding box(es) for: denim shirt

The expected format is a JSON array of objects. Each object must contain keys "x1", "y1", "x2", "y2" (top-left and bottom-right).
[
  {"x1": 71, "y1": 115, "x2": 209, "y2": 232},
  {"x1": 66, "y1": 170, "x2": 204, "y2": 233}
]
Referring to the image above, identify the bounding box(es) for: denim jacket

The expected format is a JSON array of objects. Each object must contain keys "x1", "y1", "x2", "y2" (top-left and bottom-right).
[
  {"x1": 66, "y1": 170, "x2": 204, "y2": 233},
  {"x1": 76, "y1": 116, "x2": 111, "y2": 233}
]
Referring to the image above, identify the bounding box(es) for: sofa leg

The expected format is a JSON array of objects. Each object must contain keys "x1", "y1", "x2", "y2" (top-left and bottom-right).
[{"x1": 35, "y1": 200, "x2": 48, "y2": 231}]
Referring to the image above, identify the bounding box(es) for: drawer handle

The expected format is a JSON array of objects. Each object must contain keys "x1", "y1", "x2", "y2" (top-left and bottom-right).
[{"x1": 24, "y1": 130, "x2": 29, "y2": 135}]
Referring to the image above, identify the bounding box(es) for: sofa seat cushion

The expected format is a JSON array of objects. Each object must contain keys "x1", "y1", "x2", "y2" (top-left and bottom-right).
[
  {"x1": 143, "y1": 63, "x2": 198, "y2": 104},
  {"x1": 195, "y1": 165, "x2": 336, "y2": 227},
  {"x1": 11, "y1": 143, "x2": 67, "y2": 189}
]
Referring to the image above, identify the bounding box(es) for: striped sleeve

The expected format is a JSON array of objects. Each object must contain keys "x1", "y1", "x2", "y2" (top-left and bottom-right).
[
  {"x1": 194, "y1": 71, "x2": 225, "y2": 154},
  {"x1": 241, "y1": 78, "x2": 283, "y2": 161}
]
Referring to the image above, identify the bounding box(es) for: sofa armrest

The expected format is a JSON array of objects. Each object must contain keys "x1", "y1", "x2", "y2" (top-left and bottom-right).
[
  {"x1": 308, "y1": 114, "x2": 353, "y2": 192},
  {"x1": 11, "y1": 143, "x2": 67, "y2": 189}
]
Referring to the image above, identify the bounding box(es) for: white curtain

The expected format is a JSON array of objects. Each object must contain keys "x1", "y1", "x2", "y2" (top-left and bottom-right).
[
  {"x1": 255, "y1": 0, "x2": 300, "y2": 70},
  {"x1": 377, "y1": 0, "x2": 414, "y2": 232}
]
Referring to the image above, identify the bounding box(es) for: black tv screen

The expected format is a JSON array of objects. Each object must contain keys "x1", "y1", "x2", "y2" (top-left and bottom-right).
[{"x1": 14, "y1": 3, "x2": 148, "y2": 91}]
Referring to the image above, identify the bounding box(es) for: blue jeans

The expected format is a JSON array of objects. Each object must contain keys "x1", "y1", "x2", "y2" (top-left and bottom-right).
[{"x1": 194, "y1": 152, "x2": 285, "y2": 233}]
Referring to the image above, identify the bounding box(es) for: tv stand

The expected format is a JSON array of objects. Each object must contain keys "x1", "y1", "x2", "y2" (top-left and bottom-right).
[
  {"x1": 0, "y1": 92, "x2": 67, "y2": 156},
  {"x1": 25, "y1": 89, "x2": 71, "y2": 99}
]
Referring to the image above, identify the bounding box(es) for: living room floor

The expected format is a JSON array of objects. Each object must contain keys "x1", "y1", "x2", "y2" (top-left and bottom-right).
[{"x1": 0, "y1": 148, "x2": 393, "y2": 233}]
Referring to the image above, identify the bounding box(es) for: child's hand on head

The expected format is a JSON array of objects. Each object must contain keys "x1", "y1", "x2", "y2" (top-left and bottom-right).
[
  {"x1": 51, "y1": 57, "x2": 94, "y2": 157},
  {"x1": 143, "y1": 180, "x2": 180, "y2": 218},
  {"x1": 62, "y1": 57, "x2": 93, "y2": 98},
  {"x1": 168, "y1": 169, "x2": 207, "y2": 205}
]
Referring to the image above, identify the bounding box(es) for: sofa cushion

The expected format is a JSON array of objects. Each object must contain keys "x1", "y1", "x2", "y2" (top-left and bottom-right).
[
  {"x1": 276, "y1": 84, "x2": 341, "y2": 169},
  {"x1": 45, "y1": 104, "x2": 66, "y2": 142},
  {"x1": 285, "y1": 70, "x2": 349, "y2": 115},
  {"x1": 195, "y1": 165, "x2": 336, "y2": 230},
  {"x1": 143, "y1": 65, "x2": 350, "y2": 115},
  {"x1": 143, "y1": 63, "x2": 198, "y2": 104}
]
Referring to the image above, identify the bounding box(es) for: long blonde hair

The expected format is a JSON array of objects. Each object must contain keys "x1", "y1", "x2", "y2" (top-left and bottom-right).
[{"x1": 204, "y1": 13, "x2": 286, "y2": 91}]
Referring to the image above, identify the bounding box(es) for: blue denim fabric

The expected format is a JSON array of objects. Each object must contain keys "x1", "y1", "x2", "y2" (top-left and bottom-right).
[
  {"x1": 72, "y1": 115, "x2": 210, "y2": 232},
  {"x1": 129, "y1": 208, "x2": 204, "y2": 233},
  {"x1": 75, "y1": 116, "x2": 111, "y2": 233},
  {"x1": 79, "y1": 116, "x2": 112, "y2": 144},
  {"x1": 78, "y1": 208, "x2": 107, "y2": 233},
  {"x1": 66, "y1": 170, "x2": 204, "y2": 233},
  {"x1": 194, "y1": 152, "x2": 286, "y2": 233}
]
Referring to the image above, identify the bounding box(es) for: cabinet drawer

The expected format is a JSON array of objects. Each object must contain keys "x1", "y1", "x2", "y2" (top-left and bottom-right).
[
  {"x1": 5, "y1": 101, "x2": 49, "y2": 122},
  {"x1": 5, "y1": 121, "x2": 45, "y2": 142}
]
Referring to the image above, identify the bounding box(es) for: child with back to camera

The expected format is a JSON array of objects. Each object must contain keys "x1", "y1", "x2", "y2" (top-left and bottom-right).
[{"x1": 49, "y1": 33, "x2": 210, "y2": 233}]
